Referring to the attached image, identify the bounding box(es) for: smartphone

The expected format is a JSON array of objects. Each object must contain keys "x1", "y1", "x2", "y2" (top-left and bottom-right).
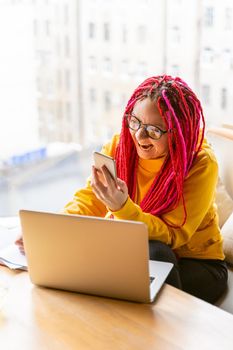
[{"x1": 93, "y1": 151, "x2": 117, "y2": 180}]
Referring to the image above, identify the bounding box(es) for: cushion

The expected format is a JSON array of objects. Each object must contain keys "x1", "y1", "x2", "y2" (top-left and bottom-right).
[
  {"x1": 221, "y1": 212, "x2": 233, "y2": 265},
  {"x1": 215, "y1": 178, "x2": 233, "y2": 228}
]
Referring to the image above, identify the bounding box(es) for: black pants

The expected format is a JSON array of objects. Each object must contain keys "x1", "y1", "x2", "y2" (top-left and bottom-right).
[{"x1": 149, "y1": 240, "x2": 228, "y2": 304}]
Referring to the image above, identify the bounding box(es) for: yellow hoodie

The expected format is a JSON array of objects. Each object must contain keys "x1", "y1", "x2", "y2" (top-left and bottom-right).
[{"x1": 64, "y1": 134, "x2": 224, "y2": 260}]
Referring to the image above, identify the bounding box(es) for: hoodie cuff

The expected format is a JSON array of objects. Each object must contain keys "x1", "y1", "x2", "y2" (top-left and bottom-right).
[{"x1": 108, "y1": 197, "x2": 141, "y2": 220}]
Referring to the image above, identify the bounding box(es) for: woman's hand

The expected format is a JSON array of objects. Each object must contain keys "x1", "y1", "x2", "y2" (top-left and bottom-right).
[
  {"x1": 91, "y1": 165, "x2": 128, "y2": 212},
  {"x1": 15, "y1": 235, "x2": 25, "y2": 255}
]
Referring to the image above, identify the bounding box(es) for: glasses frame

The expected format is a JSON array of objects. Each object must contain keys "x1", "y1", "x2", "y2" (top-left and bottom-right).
[{"x1": 125, "y1": 113, "x2": 169, "y2": 140}]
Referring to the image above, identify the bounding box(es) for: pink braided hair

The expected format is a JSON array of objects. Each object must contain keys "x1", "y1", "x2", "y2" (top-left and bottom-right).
[{"x1": 115, "y1": 75, "x2": 205, "y2": 227}]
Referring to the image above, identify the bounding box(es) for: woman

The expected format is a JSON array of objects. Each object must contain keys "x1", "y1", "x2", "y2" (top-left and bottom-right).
[{"x1": 17, "y1": 75, "x2": 228, "y2": 303}]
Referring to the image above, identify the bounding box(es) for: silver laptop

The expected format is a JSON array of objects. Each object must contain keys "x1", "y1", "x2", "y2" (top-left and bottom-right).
[{"x1": 19, "y1": 210, "x2": 173, "y2": 303}]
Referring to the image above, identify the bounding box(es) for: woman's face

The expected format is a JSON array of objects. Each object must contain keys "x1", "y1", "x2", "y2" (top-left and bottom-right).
[{"x1": 129, "y1": 98, "x2": 169, "y2": 159}]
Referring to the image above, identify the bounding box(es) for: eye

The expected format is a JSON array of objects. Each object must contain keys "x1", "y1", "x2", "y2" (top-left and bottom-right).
[
  {"x1": 146, "y1": 126, "x2": 162, "y2": 139},
  {"x1": 129, "y1": 116, "x2": 140, "y2": 129}
]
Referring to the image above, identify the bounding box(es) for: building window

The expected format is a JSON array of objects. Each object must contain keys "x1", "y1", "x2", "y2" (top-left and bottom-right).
[
  {"x1": 47, "y1": 79, "x2": 53, "y2": 95},
  {"x1": 64, "y1": 4, "x2": 69, "y2": 25},
  {"x1": 204, "y1": 7, "x2": 214, "y2": 27},
  {"x1": 66, "y1": 102, "x2": 71, "y2": 122},
  {"x1": 225, "y1": 7, "x2": 232, "y2": 30},
  {"x1": 122, "y1": 25, "x2": 127, "y2": 43},
  {"x1": 89, "y1": 56, "x2": 97, "y2": 72},
  {"x1": 103, "y1": 23, "x2": 110, "y2": 41},
  {"x1": 65, "y1": 36, "x2": 70, "y2": 57},
  {"x1": 221, "y1": 88, "x2": 227, "y2": 110},
  {"x1": 45, "y1": 20, "x2": 50, "y2": 36},
  {"x1": 89, "y1": 88, "x2": 96, "y2": 103},
  {"x1": 88, "y1": 22, "x2": 95, "y2": 39},
  {"x1": 172, "y1": 26, "x2": 180, "y2": 44},
  {"x1": 137, "y1": 25, "x2": 146, "y2": 43},
  {"x1": 65, "y1": 69, "x2": 70, "y2": 91},
  {"x1": 202, "y1": 47, "x2": 214, "y2": 64},
  {"x1": 136, "y1": 61, "x2": 147, "y2": 77},
  {"x1": 56, "y1": 37, "x2": 61, "y2": 56},
  {"x1": 223, "y1": 49, "x2": 231, "y2": 67},
  {"x1": 36, "y1": 77, "x2": 42, "y2": 93},
  {"x1": 201, "y1": 85, "x2": 210, "y2": 105},
  {"x1": 57, "y1": 101, "x2": 63, "y2": 121},
  {"x1": 120, "y1": 59, "x2": 129, "y2": 77},
  {"x1": 104, "y1": 91, "x2": 111, "y2": 111},
  {"x1": 171, "y1": 64, "x2": 179, "y2": 77},
  {"x1": 103, "y1": 57, "x2": 112, "y2": 74},
  {"x1": 57, "y1": 70, "x2": 62, "y2": 89},
  {"x1": 33, "y1": 19, "x2": 38, "y2": 37}
]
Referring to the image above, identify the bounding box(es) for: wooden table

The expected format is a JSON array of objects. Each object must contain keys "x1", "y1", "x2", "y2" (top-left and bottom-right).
[{"x1": 0, "y1": 266, "x2": 233, "y2": 350}]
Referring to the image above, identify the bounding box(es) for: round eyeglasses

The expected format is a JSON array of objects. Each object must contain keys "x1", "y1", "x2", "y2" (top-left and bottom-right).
[{"x1": 125, "y1": 114, "x2": 169, "y2": 140}]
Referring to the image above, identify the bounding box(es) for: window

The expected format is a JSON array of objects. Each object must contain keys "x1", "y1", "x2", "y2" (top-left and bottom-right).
[
  {"x1": 65, "y1": 69, "x2": 70, "y2": 91},
  {"x1": 103, "y1": 57, "x2": 112, "y2": 74},
  {"x1": 122, "y1": 25, "x2": 127, "y2": 43},
  {"x1": 36, "y1": 77, "x2": 42, "y2": 93},
  {"x1": 88, "y1": 22, "x2": 95, "y2": 39},
  {"x1": 57, "y1": 101, "x2": 63, "y2": 121},
  {"x1": 56, "y1": 70, "x2": 62, "y2": 89},
  {"x1": 45, "y1": 20, "x2": 50, "y2": 36},
  {"x1": 56, "y1": 37, "x2": 61, "y2": 56},
  {"x1": 64, "y1": 4, "x2": 69, "y2": 25},
  {"x1": 225, "y1": 7, "x2": 232, "y2": 30},
  {"x1": 89, "y1": 88, "x2": 96, "y2": 103},
  {"x1": 202, "y1": 47, "x2": 214, "y2": 64},
  {"x1": 222, "y1": 49, "x2": 231, "y2": 67},
  {"x1": 221, "y1": 88, "x2": 227, "y2": 110},
  {"x1": 120, "y1": 59, "x2": 129, "y2": 77},
  {"x1": 89, "y1": 56, "x2": 97, "y2": 72},
  {"x1": 171, "y1": 64, "x2": 179, "y2": 77},
  {"x1": 204, "y1": 7, "x2": 214, "y2": 27},
  {"x1": 33, "y1": 19, "x2": 38, "y2": 37},
  {"x1": 66, "y1": 102, "x2": 71, "y2": 122},
  {"x1": 104, "y1": 91, "x2": 111, "y2": 111},
  {"x1": 201, "y1": 85, "x2": 210, "y2": 105},
  {"x1": 137, "y1": 25, "x2": 146, "y2": 43},
  {"x1": 136, "y1": 61, "x2": 147, "y2": 77},
  {"x1": 172, "y1": 26, "x2": 180, "y2": 44},
  {"x1": 103, "y1": 23, "x2": 110, "y2": 41},
  {"x1": 47, "y1": 79, "x2": 53, "y2": 95},
  {"x1": 65, "y1": 36, "x2": 70, "y2": 57}
]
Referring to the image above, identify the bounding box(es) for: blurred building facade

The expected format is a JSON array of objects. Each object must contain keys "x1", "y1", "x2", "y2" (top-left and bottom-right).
[
  {"x1": 0, "y1": 0, "x2": 233, "y2": 216},
  {"x1": 199, "y1": 0, "x2": 233, "y2": 126},
  {"x1": 1, "y1": 0, "x2": 233, "y2": 151}
]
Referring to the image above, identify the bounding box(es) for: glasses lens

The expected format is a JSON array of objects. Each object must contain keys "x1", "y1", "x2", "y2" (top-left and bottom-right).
[
  {"x1": 128, "y1": 115, "x2": 140, "y2": 130},
  {"x1": 146, "y1": 126, "x2": 162, "y2": 140}
]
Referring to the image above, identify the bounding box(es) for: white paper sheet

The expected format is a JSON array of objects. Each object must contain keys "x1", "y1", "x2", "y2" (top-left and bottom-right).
[{"x1": 0, "y1": 217, "x2": 28, "y2": 270}]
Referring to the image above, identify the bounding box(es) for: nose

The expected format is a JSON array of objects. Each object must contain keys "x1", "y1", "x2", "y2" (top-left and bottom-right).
[{"x1": 135, "y1": 126, "x2": 148, "y2": 140}]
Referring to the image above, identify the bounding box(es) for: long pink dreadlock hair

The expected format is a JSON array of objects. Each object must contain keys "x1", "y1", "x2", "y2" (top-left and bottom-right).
[{"x1": 115, "y1": 75, "x2": 205, "y2": 227}]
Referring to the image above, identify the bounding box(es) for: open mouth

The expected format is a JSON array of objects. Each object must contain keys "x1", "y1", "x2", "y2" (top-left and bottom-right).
[{"x1": 138, "y1": 143, "x2": 153, "y2": 151}]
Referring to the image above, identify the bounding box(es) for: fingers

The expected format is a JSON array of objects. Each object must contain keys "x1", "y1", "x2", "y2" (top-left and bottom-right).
[
  {"x1": 101, "y1": 165, "x2": 116, "y2": 183},
  {"x1": 116, "y1": 178, "x2": 128, "y2": 192},
  {"x1": 91, "y1": 166, "x2": 108, "y2": 200},
  {"x1": 91, "y1": 165, "x2": 128, "y2": 211},
  {"x1": 19, "y1": 245, "x2": 25, "y2": 255},
  {"x1": 15, "y1": 235, "x2": 25, "y2": 255},
  {"x1": 15, "y1": 236, "x2": 23, "y2": 245},
  {"x1": 92, "y1": 166, "x2": 115, "y2": 189}
]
